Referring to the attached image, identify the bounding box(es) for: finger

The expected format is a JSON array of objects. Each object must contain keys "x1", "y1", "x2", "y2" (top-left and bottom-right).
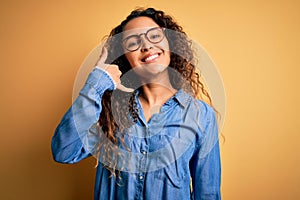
[
  {"x1": 117, "y1": 83, "x2": 134, "y2": 93},
  {"x1": 116, "y1": 70, "x2": 122, "y2": 78},
  {"x1": 97, "y1": 47, "x2": 108, "y2": 65}
]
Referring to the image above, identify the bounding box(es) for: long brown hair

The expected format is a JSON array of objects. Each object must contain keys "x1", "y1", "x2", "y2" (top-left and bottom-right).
[{"x1": 96, "y1": 7, "x2": 213, "y2": 175}]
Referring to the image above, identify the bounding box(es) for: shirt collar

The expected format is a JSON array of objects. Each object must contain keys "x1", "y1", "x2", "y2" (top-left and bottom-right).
[
  {"x1": 134, "y1": 88, "x2": 192, "y2": 108},
  {"x1": 172, "y1": 89, "x2": 192, "y2": 108}
]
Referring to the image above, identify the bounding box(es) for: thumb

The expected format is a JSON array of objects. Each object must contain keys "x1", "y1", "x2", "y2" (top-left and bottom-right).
[
  {"x1": 117, "y1": 83, "x2": 134, "y2": 93},
  {"x1": 97, "y1": 47, "x2": 108, "y2": 66}
]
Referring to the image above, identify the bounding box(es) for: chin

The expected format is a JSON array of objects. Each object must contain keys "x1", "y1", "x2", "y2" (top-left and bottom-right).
[{"x1": 133, "y1": 63, "x2": 169, "y2": 79}]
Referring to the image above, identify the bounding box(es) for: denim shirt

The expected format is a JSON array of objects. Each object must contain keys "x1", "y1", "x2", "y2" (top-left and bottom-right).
[{"x1": 51, "y1": 68, "x2": 221, "y2": 200}]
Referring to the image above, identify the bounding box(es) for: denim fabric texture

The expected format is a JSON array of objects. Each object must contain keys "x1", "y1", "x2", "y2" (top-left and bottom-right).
[{"x1": 51, "y1": 68, "x2": 221, "y2": 200}]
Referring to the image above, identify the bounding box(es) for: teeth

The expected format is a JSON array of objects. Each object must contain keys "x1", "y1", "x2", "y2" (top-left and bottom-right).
[{"x1": 145, "y1": 54, "x2": 159, "y2": 62}]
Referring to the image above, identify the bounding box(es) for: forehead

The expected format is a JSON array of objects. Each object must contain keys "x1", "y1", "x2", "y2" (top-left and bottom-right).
[{"x1": 123, "y1": 16, "x2": 160, "y2": 35}]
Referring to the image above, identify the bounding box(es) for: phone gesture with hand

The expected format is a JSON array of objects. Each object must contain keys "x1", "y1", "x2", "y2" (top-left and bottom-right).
[{"x1": 96, "y1": 47, "x2": 134, "y2": 93}]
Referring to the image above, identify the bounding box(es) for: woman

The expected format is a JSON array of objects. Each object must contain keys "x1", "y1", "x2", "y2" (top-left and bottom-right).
[{"x1": 52, "y1": 7, "x2": 221, "y2": 200}]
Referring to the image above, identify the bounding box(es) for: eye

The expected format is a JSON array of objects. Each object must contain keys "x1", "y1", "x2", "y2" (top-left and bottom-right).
[
  {"x1": 150, "y1": 34, "x2": 162, "y2": 39},
  {"x1": 127, "y1": 41, "x2": 138, "y2": 48},
  {"x1": 147, "y1": 29, "x2": 164, "y2": 42},
  {"x1": 125, "y1": 36, "x2": 141, "y2": 49}
]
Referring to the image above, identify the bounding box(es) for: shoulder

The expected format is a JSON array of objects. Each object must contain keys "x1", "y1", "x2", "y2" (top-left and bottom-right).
[
  {"x1": 194, "y1": 99, "x2": 216, "y2": 132},
  {"x1": 180, "y1": 93, "x2": 217, "y2": 135},
  {"x1": 195, "y1": 100, "x2": 216, "y2": 120},
  {"x1": 175, "y1": 90, "x2": 217, "y2": 130}
]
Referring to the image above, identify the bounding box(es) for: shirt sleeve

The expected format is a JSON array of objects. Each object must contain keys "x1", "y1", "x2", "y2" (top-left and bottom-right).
[
  {"x1": 51, "y1": 68, "x2": 115, "y2": 164},
  {"x1": 190, "y1": 104, "x2": 222, "y2": 200}
]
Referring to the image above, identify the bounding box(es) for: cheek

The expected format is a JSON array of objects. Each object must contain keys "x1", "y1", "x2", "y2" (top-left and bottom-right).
[
  {"x1": 125, "y1": 53, "x2": 138, "y2": 68},
  {"x1": 161, "y1": 38, "x2": 170, "y2": 51},
  {"x1": 164, "y1": 51, "x2": 171, "y2": 65}
]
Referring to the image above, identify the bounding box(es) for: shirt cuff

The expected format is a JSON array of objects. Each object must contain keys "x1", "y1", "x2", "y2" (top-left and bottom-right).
[{"x1": 94, "y1": 66, "x2": 117, "y2": 90}]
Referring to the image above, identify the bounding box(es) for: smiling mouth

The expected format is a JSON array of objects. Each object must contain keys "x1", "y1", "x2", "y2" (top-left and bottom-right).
[{"x1": 142, "y1": 53, "x2": 161, "y2": 63}]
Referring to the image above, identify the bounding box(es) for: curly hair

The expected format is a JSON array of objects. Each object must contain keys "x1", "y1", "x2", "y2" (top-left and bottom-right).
[{"x1": 96, "y1": 7, "x2": 213, "y2": 175}]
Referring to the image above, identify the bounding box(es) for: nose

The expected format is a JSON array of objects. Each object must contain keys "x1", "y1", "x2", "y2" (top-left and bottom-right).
[{"x1": 140, "y1": 35, "x2": 153, "y2": 52}]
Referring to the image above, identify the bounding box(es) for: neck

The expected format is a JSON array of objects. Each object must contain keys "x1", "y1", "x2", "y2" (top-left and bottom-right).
[
  {"x1": 138, "y1": 82, "x2": 177, "y2": 122},
  {"x1": 136, "y1": 66, "x2": 177, "y2": 120},
  {"x1": 139, "y1": 82, "x2": 177, "y2": 106}
]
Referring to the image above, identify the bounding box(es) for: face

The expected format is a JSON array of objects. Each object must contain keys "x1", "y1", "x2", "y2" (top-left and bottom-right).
[{"x1": 122, "y1": 17, "x2": 170, "y2": 77}]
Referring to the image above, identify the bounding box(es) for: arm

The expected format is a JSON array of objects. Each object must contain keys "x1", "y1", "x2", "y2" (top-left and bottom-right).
[
  {"x1": 51, "y1": 47, "x2": 133, "y2": 164},
  {"x1": 51, "y1": 68, "x2": 115, "y2": 163},
  {"x1": 190, "y1": 105, "x2": 222, "y2": 200}
]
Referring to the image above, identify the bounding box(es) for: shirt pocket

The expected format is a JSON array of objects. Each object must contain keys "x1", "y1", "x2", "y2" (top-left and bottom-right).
[{"x1": 154, "y1": 163, "x2": 186, "y2": 188}]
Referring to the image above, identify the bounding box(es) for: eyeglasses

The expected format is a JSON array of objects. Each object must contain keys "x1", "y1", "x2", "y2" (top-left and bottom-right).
[{"x1": 122, "y1": 27, "x2": 165, "y2": 52}]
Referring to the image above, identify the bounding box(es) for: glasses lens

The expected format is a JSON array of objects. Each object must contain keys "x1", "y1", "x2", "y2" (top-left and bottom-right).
[
  {"x1": 123, "y1": 28, "x2": 165, "y2": 52},
  {"x1": 147, "y1": 28, "x2": 164, "y2": 43},
  {"x1": 124, "y1": 36, "x2": 141, "y2": 51}
]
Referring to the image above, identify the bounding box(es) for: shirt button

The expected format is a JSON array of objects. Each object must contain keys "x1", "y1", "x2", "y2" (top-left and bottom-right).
[
  {"x1": 141, "y1": 151, "x2": 147, "y2": 155},
  {"x1": 139, "y1": 175, "x2": 143, "y2": 180}
]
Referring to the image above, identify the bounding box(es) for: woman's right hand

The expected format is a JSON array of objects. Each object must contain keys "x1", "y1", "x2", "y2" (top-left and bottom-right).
[{"x1": 96, "y1": 47, "x2": 134, "y2": 93}]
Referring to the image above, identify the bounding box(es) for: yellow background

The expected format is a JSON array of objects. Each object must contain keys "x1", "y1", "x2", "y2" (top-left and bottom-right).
[{"x1": 1, "y1": 0, "x2": 299, "y2": 199}]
